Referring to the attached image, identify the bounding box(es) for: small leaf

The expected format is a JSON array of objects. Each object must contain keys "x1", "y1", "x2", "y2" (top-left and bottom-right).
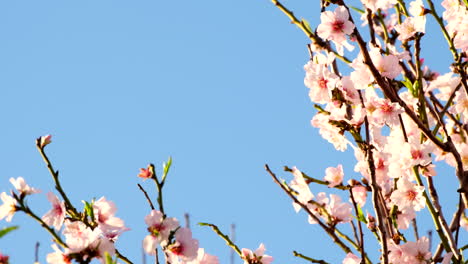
[
  {"x1": 104, "y1": 252, "x2": 115, "y2": 264},
  {"x1": 0, "y1": 226, "x2": 19, "y2": 238},
  {"x1": 301, "y1": 18, "x2": 312, "y2": 33},
  {"x1": 162, "y1": 156, "x2": 172, "y2": 183},
  {"x1": 356, "y1": 205, "x2": 367, "y2": 223},
  {"x1": 82, "y1": 200, "x2": 95, "y2": 222},
  {"x1": 349, "y1": 5, "x2": 365, "y2": 14}
]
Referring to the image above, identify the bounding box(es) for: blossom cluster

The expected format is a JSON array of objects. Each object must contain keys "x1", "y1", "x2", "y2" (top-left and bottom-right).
[
  {"x1": 0, "y1": 135, "x2": 273, "y2": 264},
  {"x1": 1, "y1": 0, "x2": 468, "y2": 263},
  {"x1": 280, "y1": 0, "x2": 467, "y2": 262}
]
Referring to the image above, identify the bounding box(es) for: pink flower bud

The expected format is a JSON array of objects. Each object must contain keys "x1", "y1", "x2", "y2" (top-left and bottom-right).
[
  {"x1": 39, "y1": 134, "x2": 52, "y2": 148},
  {"x1": 138, "y1": 165, "x2": 153, "y2": 179}
]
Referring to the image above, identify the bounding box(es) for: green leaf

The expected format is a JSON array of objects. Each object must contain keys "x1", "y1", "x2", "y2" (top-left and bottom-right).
[
  {"x1": 349, "y1": 5, "x2": 365, "y2": 14},
  {"x1": 301, "y1": 18, "x2": 312, "y2": 33},
  {"x1": 104, "y1": 252, "x2": 115, "y2": 264},
  {"x1": 401, "y1": 77, "x2": 416, "y2": 97},
  {"x1": 161, "y1": 156, "x2": 172, "y2": 183},
  {"x1": 82, "y1": 199, "x2": 95, "y2": 222},
  {"x1": 0, "y1": 226, "x2": 19, "y2": 239},
  {"x1": 356, "y1": 205, "x2": 367, "y2": 223}
]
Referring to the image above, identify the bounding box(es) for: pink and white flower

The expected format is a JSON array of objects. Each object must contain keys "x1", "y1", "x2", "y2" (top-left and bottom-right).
[
  {"x1": 350, "y1": 185, "x2": 367, "y2": 207},
  {"x1": 0, "y1": 192, "x2": 16, "y2": 222},
  {"x1": 317, "y1": 6, "x2": 355, "y2": 46},
  {"x1": 9, "y1": 177, "x2": 40, "y2": 195},
  {"x1": 390, "y1": 178, "x2": 425, "y2": 211},
  {"x1": 143, "y1": 210, "x2": 179, "y2": 254},
  {"x1": 327, "y1": 194, "x2": 352, "y2": 223},
  {"x1": 241, "y1": 243, "x2": 273, "y2": 264},
  {"x1": 324, "y1": 164, "x2": 344, "y2": 187},
  {"x1": 289, "y1": 167, "x2": 314, "y2": 213},
  {"x1": 342, "y1": 253, "x2": 361, "y2": 264},
  {"x1": 46, "y1": 244, "x2": 71, "y2": 264},
  {"x1": 62, "y1": 220, "x2": 100, "y2": 253},
  {"x1": 185, "y1": 248, "x2": 219, "y2": 264},
  {"x1": 42, "y1": 192, "x2": 66, "y2": 230},
  {"x1": 166, "y1": 227, "x2": 199, "y2": 262},
  {"x1": 93, "y1": 197, "x2": 128, "y2": 240}
]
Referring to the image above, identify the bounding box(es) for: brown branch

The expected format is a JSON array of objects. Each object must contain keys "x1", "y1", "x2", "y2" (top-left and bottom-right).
[
  {"x1": 137, "y1": 184, "x2": 155, "y2": 211},
  {"x1": 265, "y1": 164, "x2": 353, "y2": 254}
]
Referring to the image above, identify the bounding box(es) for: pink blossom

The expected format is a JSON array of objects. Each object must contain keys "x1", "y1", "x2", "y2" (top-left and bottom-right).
[
  {"x1": 304, "y1": 61, "x2": 339, "y2": 104},
  {"x1": 396, "y1": 208, "x2": 416, "y2": 229},
  {"x1": 327, "y1": 194, "x2": 352, "y2": 223},
  {"x1": 400, "y1": 237, "x2": 431, "y2": 263},
  {"x1": 311, "y1": 113, "x2": 349, "y2": 151},
  {"x1": 307, "y1": 192, "x2": 329, "y2": 224},
  {"x1": 394, "y1": 16, "x2": 425, "y2": 41},
  {"x1": 166, "y1": 227, "x2": 199, "y2": 262},
  {"x1": 9, "y1": 177, "x2": 40, "y2": 195},
  {"x1": 339, "y1": 76, "x2": 360, "y2": 105},
  {"x1": 0, "y1": 192, "x2": 16, "y2": 222},
  {"x1": 39, "y1": 134, "x2": 52, "y2": 148},
  {"x1": 388, "y1": 240, "x2": 404, "y2": 263},
  {"x1": 369, "y1": 48, "x2": 402, "y2": 79},
  {"x1": 42, "y1": 192, "x2": 66, "y2": 230},
  {"x1": 143, "y1": 210, "x2": 179, "y2": 254},
  {"x1": 185, "y1": 248, "x2": 219, "y2": 264},
  {"x1": 427, "y1": 72, "x2": 460, "y2": 100},
  {"x1": 390, "y1": 178, "x2": 425, "y2": 211},
  {"x1": 46, "y1": 244, "x2": 71, "y2": 264},
  {"x1": 241, "y1": 243, "x2": 273, "y2": 264},
  {"x1": 93, "y1": 197, "x2": 128, "y2": 239},
  {"x1": 289, "y1": 167, "x2": 314, "y2": 212},
  {"x1": 138, "y1": 165, "x2": 153, "y2": 179},
  {"x1": 90, "y1": 237, "x2": 116, "y2": 263},
  {"x1": 62, "y1": 220, "x2": 100, "y2": 253},
  {"x1": 371, "y1": 98, "x2": 404, "y2": 127},
  {"x1": 317, "y1": 6, "x2": 355, "y2": 45},
  {"x1": 342, "y1": 253, "x2": 361, "y2": 264},
  {"x1": 324, "y1": 164, "x2": 344, "y2": 187},
  {"x1": 454, "y1": 89, "x2": 468, "y2": 123},
  {"x1": 361, "y1": 0, "x2": 397, "y2": 12},
  {"x1": 350, "y1": 185, "x2": 367, "y2": 207}
]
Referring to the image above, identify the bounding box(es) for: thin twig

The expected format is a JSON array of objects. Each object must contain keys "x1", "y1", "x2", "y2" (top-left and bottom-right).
[
  {"x1": 350, "y1": 188, "x2": 366, "y2": 264},
  {"x1": 293, "y1": 251, "x2": 330, "y2": 264},
  {"x1": 36, "y1": 140, "x2": 79, "y2": 218},
  {"x1": 199, "y1": 223, "x2": 242, "y2": 256},
  {"x1": 265, "y1": 164, "x2": 353, "y2": 254},
  {"x1": 116, "y1": 249, "x2": 133, "y2": 264},
  {"x1": 137, "y1": 184, "x2": 155, "y2": 210}
]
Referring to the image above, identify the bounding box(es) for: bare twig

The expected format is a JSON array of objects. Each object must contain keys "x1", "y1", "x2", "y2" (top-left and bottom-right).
[
  {"x1": 137, "y1": 183, "x2": 155, "y2": 211},
  {"x1": 265, "y1": 164, "x2": 353, "y2": 254},
  {"x1": 293, "y1": 251, "x2": 330, "y2": 264}
]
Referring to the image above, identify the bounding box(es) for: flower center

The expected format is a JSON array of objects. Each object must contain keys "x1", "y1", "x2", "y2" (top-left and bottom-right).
[
  {"x1": 148, "y1": 224, "x2": 162, "y2": 237},
  {"x1": 318, "y1": 78, "x2": 328, "y2": 89},
  {"x1": 380, "y1": 102, "x2": 394, "y2": 113},
  {"x1": 170, "y1": 245, "x2": 183, "y2": 255},
  {"x1": 406, "y1": 190, "x2": 417, "y2": 201},
  {"x1": 411, "y1": 149, "x2": 423, "y2": 160},
  {"x1": 332, "y1": 20, "x2": 344, "y2": 32}
]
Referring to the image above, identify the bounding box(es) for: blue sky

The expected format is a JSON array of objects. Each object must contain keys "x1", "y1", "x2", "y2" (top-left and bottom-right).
[{"x1": 0, "y1": 1, "x2": 463, "y2": 263}]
